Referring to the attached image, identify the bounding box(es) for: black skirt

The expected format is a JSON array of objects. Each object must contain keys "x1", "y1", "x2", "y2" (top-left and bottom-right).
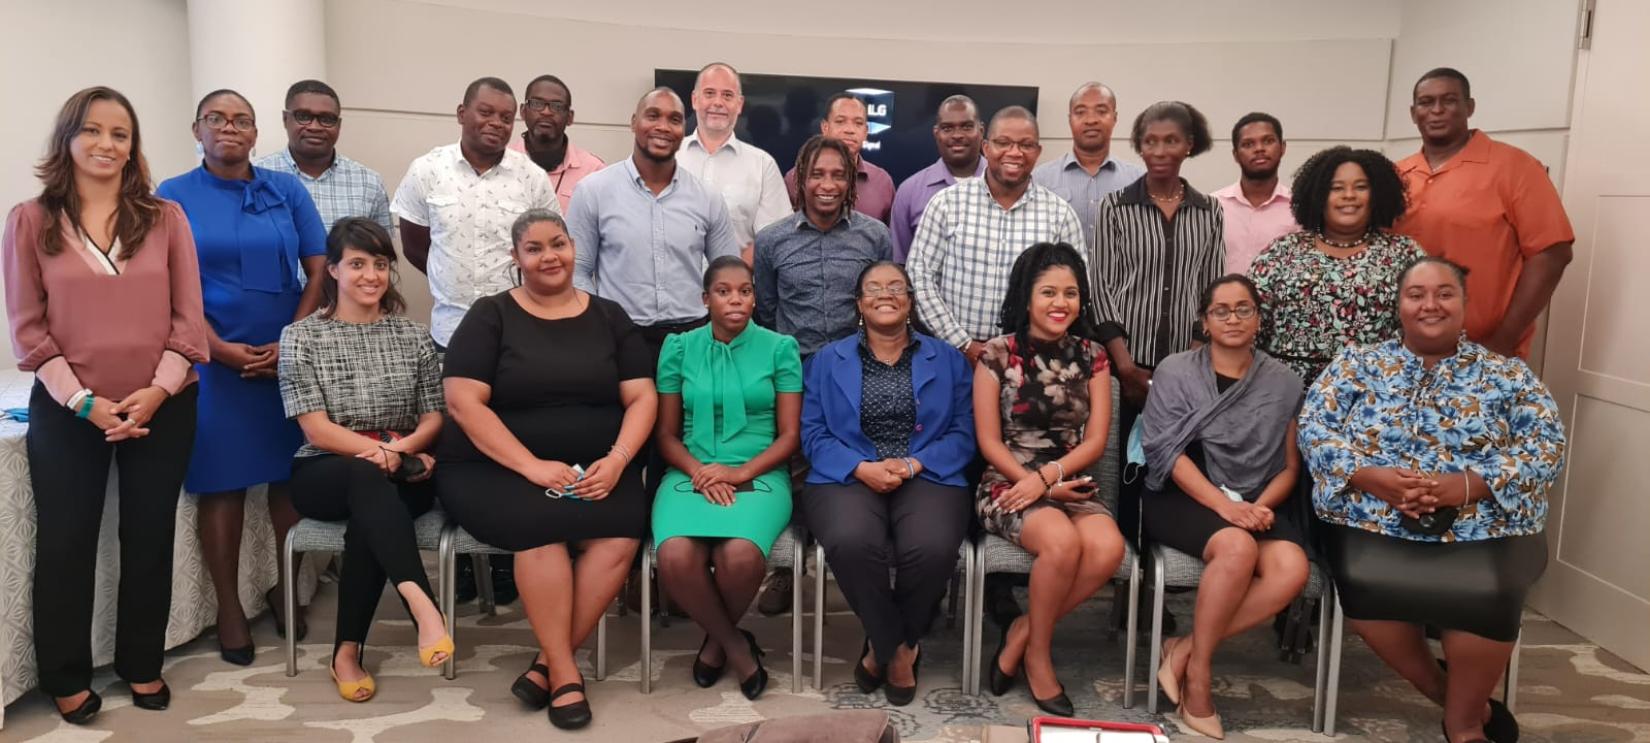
[{"x1": 1142, "y1": 477, "x2": 1309, "y2": 558}]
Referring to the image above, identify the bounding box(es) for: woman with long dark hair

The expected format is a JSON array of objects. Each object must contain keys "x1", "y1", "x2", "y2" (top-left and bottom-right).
[{"x1": 4, "y1": 86, "x2": 209, "y2": 723}]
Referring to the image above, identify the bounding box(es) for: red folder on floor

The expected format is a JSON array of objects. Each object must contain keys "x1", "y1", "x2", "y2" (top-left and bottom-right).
[{"x1": 1028, "y1": 716, "x2": 1170, "y2": 742}]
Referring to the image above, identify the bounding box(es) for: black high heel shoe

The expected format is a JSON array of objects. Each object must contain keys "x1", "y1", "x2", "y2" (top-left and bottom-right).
[
  {"x1": 692, "y1": 634, "x2": 725, "y2": 688},
  {"x1": 511, "y1": 659, "x2": 551, "y2": 710},
  {"x1": 1033, "y1": 682, "x2": 1074, "y2": 717},
  {"x1": 266, "y1": 586, "x2": 307, "y2": 642},
  {"x1": 738, "y1": 629, "x2": 768, "y2": 701},
  {"x1": 47, "y1": 689, "x2": 101, "y2": 725},
  {"x1": 1486, "y1": 698, "x2": 1520, "y2": 743},
  {"x1": 883, "y1": 645, "x2": 921, "y2": 707},
  {"x1": 547, "y1": 678, "x2": 592, "y2": 730},
  {"x1": 129, "y1": 681, "x2": 171, "y2": 711},
  {"x1": 219, "y1": 643, "x2": 255, "y2": 666},
  {"x1": 988, "y1": 624, "x2": 1019, "y2": 696},
  {"x1": 853, "y1": 638, "x2": 883, "y2": 693}
]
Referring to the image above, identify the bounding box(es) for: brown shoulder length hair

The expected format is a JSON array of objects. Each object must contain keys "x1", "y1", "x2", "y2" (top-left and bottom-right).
[{"x1": 35, "y1": 86, "x2": 162, "y2": 259}]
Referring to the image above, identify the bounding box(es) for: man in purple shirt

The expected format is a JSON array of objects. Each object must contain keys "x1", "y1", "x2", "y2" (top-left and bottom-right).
[
  {"x1": 785, "y1": 93, "x2": 896, "y2": 224},
  {"x1": 889, "y1": 95, "x2": 985, "y2": 262}
]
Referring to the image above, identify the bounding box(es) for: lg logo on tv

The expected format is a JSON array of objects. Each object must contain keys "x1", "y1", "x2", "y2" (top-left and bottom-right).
[{"x1": 848, "y1": 87, "x2": 894, "y2": 152}]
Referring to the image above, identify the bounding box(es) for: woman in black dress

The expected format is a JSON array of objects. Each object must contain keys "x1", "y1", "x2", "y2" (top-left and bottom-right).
[{"x1": 438, "y1": 209, "x2": 656, "y2": 730}]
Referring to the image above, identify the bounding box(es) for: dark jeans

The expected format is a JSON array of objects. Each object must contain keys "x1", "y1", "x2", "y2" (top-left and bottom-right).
[
  {"x1": 29, "y1": 382, "x2": 197, "y2": 695},
  {"x1": 290, "y1": 455, "x2": 435, "y2": 648}
]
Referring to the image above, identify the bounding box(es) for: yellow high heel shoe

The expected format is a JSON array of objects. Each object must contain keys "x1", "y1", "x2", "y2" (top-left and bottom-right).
[
  {"x1": 331, "y1": 667, "x2": 377, "y2": 703},
  {"x1": 419, "y1": 633, "x2": 455, "y2": 668}
]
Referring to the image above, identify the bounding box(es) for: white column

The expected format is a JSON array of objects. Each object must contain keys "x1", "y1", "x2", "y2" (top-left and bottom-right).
[{"x1": 186, "y1": 0, "x2": 327, "y2": 159}]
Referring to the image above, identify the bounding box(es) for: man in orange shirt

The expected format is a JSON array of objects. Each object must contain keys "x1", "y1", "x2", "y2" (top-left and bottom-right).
[{"x1": 1393, "y1": 67, "x2": 1574, "y2": 359}]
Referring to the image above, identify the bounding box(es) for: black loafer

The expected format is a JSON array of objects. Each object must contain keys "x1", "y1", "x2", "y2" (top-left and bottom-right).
[
  {"x1": 130, "y1": 681, "x2": 170, "y2": 711},
  {"x1": 884, "y1": 645, "x2": 921, "y2": 707},
  {"x1": 1033, "y1": 684, "x2": 1074, "y2": 717},
  {"x1": 988, "y1": 625, "x2": 1018, "y2": 696},
  {"x1": 1486, "y1": 698, "x2": 1520, "y2": 743},
  {"x1": 548, "y1": 681, "x2": 592, "y2": 730},
  {"x1": 49, "y1": 689, "x2": 101, "y2": 725},
  {"x1": 853, "y1": 638, "x2": 883, "y2": 693},
  {"x1": 692, "y1": 635, "x2": 725, "y2": 688},
  {"x1": 512, "y1": 661, "x2": 550, "y2": 710}
]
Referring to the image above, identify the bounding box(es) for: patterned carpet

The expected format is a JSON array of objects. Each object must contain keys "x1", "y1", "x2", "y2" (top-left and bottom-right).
[{"x1": 3, "y1": 575, "x2": 1646, "y2": 742}]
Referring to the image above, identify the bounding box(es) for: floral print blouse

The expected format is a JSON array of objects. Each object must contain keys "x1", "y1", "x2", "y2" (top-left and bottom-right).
[
  {"x1": 1250, "y1": 230, "x2": 1427, "y2": 385},
  {"x1": 1299, "y1": 339, "x2": 1566, "y2": 542}
]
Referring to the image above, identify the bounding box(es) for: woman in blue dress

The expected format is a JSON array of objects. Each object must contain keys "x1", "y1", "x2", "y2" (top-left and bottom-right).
[{"x1": 157, "y1": 89, "x2": 327, "y2": 664}]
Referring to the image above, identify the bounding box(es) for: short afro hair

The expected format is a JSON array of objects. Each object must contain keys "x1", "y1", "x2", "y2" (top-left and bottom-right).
[
  {"x1": 1230, "y1": 112, "x2": 1282, "y2": 147},
  {"x1": 1289, "y1": 146, "x2": 1408, "y2": 234},
  {"x1": 284, "y1": 79, "x2": 339, "y2": 109},
  {"x1": 1130, "y1": 101, "x2": 1212, "y2": 157},
  {"x1": 462, "y1": 77, "x2": 513, "y2": 105},
  {"x1": 1413, "y1": 67, "x2": 1471, "y2": 101}
]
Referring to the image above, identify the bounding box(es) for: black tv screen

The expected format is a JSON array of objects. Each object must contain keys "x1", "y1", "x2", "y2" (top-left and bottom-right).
[{"x1": 655, "y1": 69, "x2": 1041, "y2": 186}]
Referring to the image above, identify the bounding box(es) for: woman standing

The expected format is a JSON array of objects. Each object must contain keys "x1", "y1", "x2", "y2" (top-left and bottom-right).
[
  {"x1": 4, "y1": 86, "x2": 209, "y2": 722},
  {"x1": 157, "y1": 89, "x2": 328, "y2": 663},
  {"x1": 278, "y1": 218, "x2": 452, "y2": 702},
  {"x1": 977, "y1": 242, "x2": 1124, "y2": 717},
  {"x1": 1249, "y1": 147, "x2": 1425, "y2": 385},
  {"x1": 439, "y1": 209, "x2": 655, "y2": 730}
]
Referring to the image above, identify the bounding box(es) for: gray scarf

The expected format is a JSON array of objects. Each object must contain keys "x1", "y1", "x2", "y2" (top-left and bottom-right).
[{"x1": 1141, "y1": 345, "x2": 1303, "y2": 494}]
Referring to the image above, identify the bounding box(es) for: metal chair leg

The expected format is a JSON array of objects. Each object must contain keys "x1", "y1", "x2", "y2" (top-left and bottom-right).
[
  {"x1": 968, "y1": 540, "x2": 987, "y2": 696},
  {"x1": 1146, "y1": 546, "x2": 1167, "y2": 715},
  {"x1": 958, "y1": 542, "x2": 974, "y2": 695},
  {"x1": 440, "y1": 526, "x2": 458, "y2": 680},
  {"x1": 790, "y1": 535, "x2": 803, "y2": 692},
  {"x1": 1122, "y1": 557, "x2": 1141, "y2": 709},
  {"x1": 1312, "y1": 582, "x2": 1333, "y2": 732},
  {"x1": 284, "y1": 535, "x2": 299, "y2": 677},
  {"x1": 812, "y1": 543, "x2": 826, "y2": 690},
  {"x1": 473, "y1": 554, "x2": 496, "y2": 616},
  {"x1": 1324, "y1": 593, "x2": 1346, "y2": 737},
  {"x1": 595, "y1": 610, "x2": 608, "y2": 681}
]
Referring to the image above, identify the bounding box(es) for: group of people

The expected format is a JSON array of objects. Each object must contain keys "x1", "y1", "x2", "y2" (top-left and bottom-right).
[{"x1": 2, "y1": 61, "x2": 1571, "y2": 743}]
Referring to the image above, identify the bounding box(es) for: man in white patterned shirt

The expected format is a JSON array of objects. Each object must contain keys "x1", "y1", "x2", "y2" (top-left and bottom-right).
[
  {"x1": 392, "y1": 76, "x2": 557, "y2": 349},
  {"x1": 257, "y1": 79, "x2": 392, "y2": 232},
  {"x1": 908, "y1": 107, "x2": 1084, "y2": 364},
  {"x1": 676, "y1": 62, "x2": 792, "y2": 264}
]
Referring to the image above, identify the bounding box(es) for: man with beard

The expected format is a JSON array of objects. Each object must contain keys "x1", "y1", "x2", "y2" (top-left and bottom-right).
[
  {"x1": 677, "y1": 62, "x2": 792, "y2": 265},
  {"x1": 785, "y1": 94, "x2": 897, "y2": 224},
  {"x1": 257, "y1": 79, "x2": 392, "y2": 232},
  {"x1": 1033, "y1": 82, "x2": 1144, "y2": 254},
  {"x1": 889, "y1": 95, "x2": 985, "y2": 263},
  {"x1": 510, "y1": 74, "x2": 605, "y2": 212},
  {"x1": 1211, "y1": 112, "x2": 1298, "y2": 274}
]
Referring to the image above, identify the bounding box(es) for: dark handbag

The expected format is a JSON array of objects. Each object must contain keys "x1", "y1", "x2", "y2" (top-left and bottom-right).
[
  {"x1": 1398, "y1": 505, "x2": 1459, "y2": 536},
  {"x1": 391, "y1": 453, "x2": 427, "y2": 482}
]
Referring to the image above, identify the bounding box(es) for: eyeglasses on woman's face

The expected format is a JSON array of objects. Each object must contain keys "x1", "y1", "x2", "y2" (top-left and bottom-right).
[
  {"x1": 1205, "y1": 304, "x2": 1257, "y2": 322},
  {"x1": 861, "y1": 282, "x2": 910, "y2": 298}
]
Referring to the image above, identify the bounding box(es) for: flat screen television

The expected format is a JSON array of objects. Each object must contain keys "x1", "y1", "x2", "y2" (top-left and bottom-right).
[{"x1": 655, "y1": 69, "x2": 1041, "y2": 186}]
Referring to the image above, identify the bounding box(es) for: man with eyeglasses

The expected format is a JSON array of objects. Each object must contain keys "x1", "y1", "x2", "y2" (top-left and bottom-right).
[
  {"x1": 256, "y1": 79, "x2": 392, "y2": 232},
  {"x1": 509, "y1": 74, "x2": 604, "y2": 212},
  {"x1": 889, "y1": 95, "x2": 985, "y2": 263},
  {"x1": 1032, "y1": 82, "x2": 1145, "y2": 253},
  {"x1": 676, "y1": 62, "x2": 792, "y2": 264},
  {"x1": 1392, "y1": 67, "x2": 1573, "y2": 359}
]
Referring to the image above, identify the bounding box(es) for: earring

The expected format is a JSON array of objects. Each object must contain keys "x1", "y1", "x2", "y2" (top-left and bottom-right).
[{"x1": 858, "y1": 314, "x2": 864, "y2": 327}]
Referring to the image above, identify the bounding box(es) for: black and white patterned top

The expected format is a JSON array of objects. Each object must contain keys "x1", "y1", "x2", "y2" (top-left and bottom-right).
[
  {"x1": 278, "y1": 313, "x2": 445, "y2": 458},
  {"x1": 857, "y1": 331, "x2": 919, "y2": 459}
]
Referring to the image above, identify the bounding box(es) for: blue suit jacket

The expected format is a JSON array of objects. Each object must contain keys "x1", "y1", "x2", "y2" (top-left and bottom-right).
[{"x1": 802, "y1": 332, "x2": 976, "y2": 486}]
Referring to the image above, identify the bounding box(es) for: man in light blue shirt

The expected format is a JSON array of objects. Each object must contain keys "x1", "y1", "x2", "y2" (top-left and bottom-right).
[
  {"x1": 1032, "y1": 82, "x2": 1145, "y2": 252},
  {"x1": 569, "y1": 87, "x2": 739, "y2": 347}
]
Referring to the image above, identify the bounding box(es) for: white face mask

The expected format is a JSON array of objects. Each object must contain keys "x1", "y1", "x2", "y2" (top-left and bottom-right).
[{"x1": 1123, "y1": 416, "x2": 1146, "y2": 482}]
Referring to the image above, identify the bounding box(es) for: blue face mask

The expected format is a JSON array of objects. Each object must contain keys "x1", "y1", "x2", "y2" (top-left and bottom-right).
[{"x1": 1122, "y1": 417, "x2": 1146, "y2": 483}]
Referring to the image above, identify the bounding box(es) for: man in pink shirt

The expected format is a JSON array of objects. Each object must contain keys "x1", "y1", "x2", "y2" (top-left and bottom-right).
[
  {"x1": 511, "y1": 74, "x2": 605, "y2": 212},
  {"x1": 1211, "y1": 112, "x2": 1299, "y2": 275}
]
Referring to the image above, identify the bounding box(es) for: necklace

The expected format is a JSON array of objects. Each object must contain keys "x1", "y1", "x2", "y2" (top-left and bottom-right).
[
  {"x1": 1317, "y1": 232, "x2": 1368, "y2": 249},
  {"x1": 1149, "y1": 185, "x2": 1185, "y2": 203}
]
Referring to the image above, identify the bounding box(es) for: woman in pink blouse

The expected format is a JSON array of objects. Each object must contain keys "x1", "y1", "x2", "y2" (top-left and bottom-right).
[{"x1": 3, "y1": 86, "x2": 209, "y2": 724}]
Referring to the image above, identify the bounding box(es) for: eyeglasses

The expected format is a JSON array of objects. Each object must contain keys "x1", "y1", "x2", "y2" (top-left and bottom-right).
[
  {"x1": 198, "y1": 113, "x2": 255, "y2": 132},
  {"x1": 988, "y1": 139, "x2": 1040, "y2": 153},
  {"x1": 286, "y1": 110, "x2": 340, "y2": 128},
  {"x1": 862, "y1": 283, "x2": 910, "y2": 298},
  {"x1": 1205, "y1": 305, "x2": 1258, "y2": 321},
  {"x1": 525, "y1": 99, "x2": 570, "y2": 114}
]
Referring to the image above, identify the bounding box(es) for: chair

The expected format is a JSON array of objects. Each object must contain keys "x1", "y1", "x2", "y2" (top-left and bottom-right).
[
  {"x1": 810, "y1": 540, "x2": 976, "y2": 691},
  {"x1": 282, "y1": 510, "x2": 451, "y2": 677},
  {"x1": 640, "y1": 524, "x2": 805, "y2": 693},
  {"x1": 1143, "y1": 542, "x2": 1330, "y2": 719},
  {"x1": 439, "y1": 524, "x2": 609, "y2": 683}
]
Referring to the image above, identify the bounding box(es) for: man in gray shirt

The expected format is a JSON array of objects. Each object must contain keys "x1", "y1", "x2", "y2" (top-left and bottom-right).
[
  {"x1": 1032, "y1": 82, "x2": 1145, "y2": 252},
  {"x1": 569, "y1": 87, "x2": 739, "y2": 355}
]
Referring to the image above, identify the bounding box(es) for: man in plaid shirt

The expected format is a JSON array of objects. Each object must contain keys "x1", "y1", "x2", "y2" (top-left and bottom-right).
[{"x1": 256, "y1": 79, "x2": 392, "y2": 232}]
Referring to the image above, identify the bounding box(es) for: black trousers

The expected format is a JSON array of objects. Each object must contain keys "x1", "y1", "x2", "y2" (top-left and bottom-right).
[
  {"x1": 800, "y1": 478, "x2": 970, "y2": 666},
  {"x1": 289, "y1": 455, "x2": 435, "y2": 649},
  {"x1": 28, "y1": 382, "x2": 197, "y2": 696}
]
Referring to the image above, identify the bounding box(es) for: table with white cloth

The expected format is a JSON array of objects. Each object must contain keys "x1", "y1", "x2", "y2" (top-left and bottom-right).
[{"x1": 0, "y1": 370, "x2": 320, "y2": 726}]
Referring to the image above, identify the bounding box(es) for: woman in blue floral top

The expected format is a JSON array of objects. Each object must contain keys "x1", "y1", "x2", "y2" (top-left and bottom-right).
[{"x1": 1299, "y1": 257, "x2": 1565, "y2": 743}]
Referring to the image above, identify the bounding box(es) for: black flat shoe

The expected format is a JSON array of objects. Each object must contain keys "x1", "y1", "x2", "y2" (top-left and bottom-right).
[
  {"x1": 853, "y1": 638, "x2": 883, "y2": 693},
  {"x1": 884, "y1": 645, "x2": 921, "y2": 707},
  {"x1": 1033, "y1": 684, "x2": 1074, "y2": 717},
  {"x1": 1443, "y1": 719, "x2": 1492, "y2": 743},
  {"x1": 988, "y1": 625, "x2": 1019, "y2": 696},
  {"x1": 547, "y1": 681, "x2": 592, "y2": 730},
  {"x1": 1486, "y1": 698, "x2": 1520, "y2": 743},
  {"x1": 512, "y1": 661, "x2": 551, "y2": 710},
  {"x1": 130, "y1": 681, "x2": 170, "y2": 711},
  {"x1": 692, "y1": 635, "x2": 725, "y2": 688},
  {"x1": 48, "y1": 689, "x2": 101, "y2": 725},
  {"x1": 738, "y1": 630, "x2": 768, "y2": 701},
  {"x1": 266, "y1": 587, "x2": 307, "y2": 642},
  {"x1": 219, "y1": 643, "x2": 255, "y2": 666}
]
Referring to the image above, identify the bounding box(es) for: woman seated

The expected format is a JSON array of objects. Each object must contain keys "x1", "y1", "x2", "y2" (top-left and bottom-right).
[
  {"x1": 1300, "y1": 257, "x2": 1566, "y2": 743},
  {"x1": 977, "y1": 242, "x2": 1126, "y2": 717},
  {"x1": 277, "y1": 218, "x2": 451, "y2": 702},
  {"x1": 652, "y1": 256, "x2": 802, "y2": 701},
  {"x1": 800, "y1": 261, "x2": 976, "y2": 706},
  {"x1": 1141, "y1": 275, "x2": 1310, "y2": 739},
  {"x1": 437, "y1": 209, "x2": 656, "y2": 730}
]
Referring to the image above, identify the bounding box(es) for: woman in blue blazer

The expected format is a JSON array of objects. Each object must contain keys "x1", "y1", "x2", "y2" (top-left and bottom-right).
[{"x1": 800, "y1": 261, "x2": 975, "y2": 706}]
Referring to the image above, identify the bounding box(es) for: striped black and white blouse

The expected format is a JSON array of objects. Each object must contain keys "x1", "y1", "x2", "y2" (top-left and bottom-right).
[{"x1": 1091, "y1": 177, "x2": 1225, "y2": 369}]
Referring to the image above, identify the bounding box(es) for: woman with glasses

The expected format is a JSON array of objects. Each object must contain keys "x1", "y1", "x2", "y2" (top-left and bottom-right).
[
  {"x1": 1140, "y1": 275, "x2": 1309, "y2": 739},
  {"x1": 157, "y1": 89, "x2": 328, "y2": 664},
  {"x1": 799, "y1": 261, "x2": 975, "y2": 705},
  {"x1": 651, "y1": 256, "x2": 803, "y2": 701}
]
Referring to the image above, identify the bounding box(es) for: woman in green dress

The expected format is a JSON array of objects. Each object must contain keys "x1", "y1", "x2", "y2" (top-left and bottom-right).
[{"x1": 653, "y1": 256, "x2": 803, "y2": 701}]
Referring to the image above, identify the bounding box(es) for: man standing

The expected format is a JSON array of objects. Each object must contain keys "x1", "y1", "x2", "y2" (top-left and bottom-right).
[
  {"x1": 511, "y1": 74, "x2": 605, "y2": 212},
  {"x1": 677, "y1": 62, "x2": 793, "y2": 264},
  {"x1": 889, "y1": 95, "x2": 985, "y2": 263},
  {"x1": 1394, "y1": 68, "x2": 1574, "y2": 358},
  {"x1": 256, "y1": 79, "x2": 392, "y2": 232},
  {"x1": 1033, "y1": 82, "x2": 1145, "y2": 253},
  {"x1": 785, "y1": 93, "x2": 897, "y2": 224},
  {"x1": 1211, "y1": 112, "x2": 1298, "y2": 274},
  {"x1": 909, "y1": 107, "x2": 1084, "y2": 362}
]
